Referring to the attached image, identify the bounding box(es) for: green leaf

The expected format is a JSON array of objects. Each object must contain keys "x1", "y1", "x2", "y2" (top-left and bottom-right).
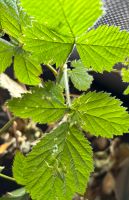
[
  {"x1": 13, "y1": 152, "x2": 26, "y2": 185},
  {"x1": 77, "y1": 26, "x2": 129, "y2": 72},
  {"x1": 44, "y1": 81, "x2": 65, "y2": 104},
  {"x1": 0, "y1": 0, "x2": 31, "y2": 40},
  {"x1": 23, "y1": 21, "x2": 129, "y2": 72},
  {"x1": 20, "y1": 0, "x2": 129, "y2": 71},
  {"x1": 121, "y1": 68, "x2": 129, "y2": 95},
  {"x1": 23, "y1": 23, "x2": 74, "y2": 66},
  {"x1": 14, "y1": 50, "x2": 42, "y2": 85},
  {"x1": 8, "y1": 83, "x2": 67, "y2": 124},
  {"x1": 20, "y1": 0, "x2": 102, "y2": 37},
  {"x1": 0, "y1": 22, "x2": 2, "y2": 31},
  {"x1": 18, "y1": 123, "x2": 93, "y2": 200},
  {"x1": 0, "y1": 38, "x2": 14, "y2": 73},
  {"x1": 124, "y1": 86, "x2": 129, "y2": 95},
  {"x1": 21, "y1": 0, "x2": 103, "y2": 67},
  {"x1": 0, "y1": 22, "x2": 4, "y2": 37},
  {"x1": 69, "y1": 60, "x2": 93, "y2": 91},
  {"x1": 71, "y1": 91, "x2": 129, "y2": 138},
  {"x1": 0, "y1": 38, "x2": 42, "y2": 85},
  {"x1": 8, "y1": 188, "x2": 26, "y2": 197},
  {"x1": 0, "y1": 188, "x2": 30, "y2": 200},
  {"x1": 2, "y1": 0, "x2": 129, "y2": 72},
  {"x1": 0, "y1": 188, "x2": 29, "y2": 200},
  {"x1": 121, "y1": 68, "x2": 129, "y2": 82}
]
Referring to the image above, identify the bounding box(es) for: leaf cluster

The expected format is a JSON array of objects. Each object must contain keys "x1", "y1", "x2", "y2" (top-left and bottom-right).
[{"x1": 1, "y1": 0, "x2": 129, "y2": 199}]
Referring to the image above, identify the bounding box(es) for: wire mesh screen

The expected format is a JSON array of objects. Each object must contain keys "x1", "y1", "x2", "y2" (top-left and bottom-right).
[{"x1": 95, "y1": 0, "x2": 129, "y2": 30}]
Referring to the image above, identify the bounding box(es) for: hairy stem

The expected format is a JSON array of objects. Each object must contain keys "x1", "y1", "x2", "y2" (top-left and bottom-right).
[
  {"x1": 0, "y1": 173, "x2": 16, "y2": 182},
  {"x1": 0, "y1": 117, "x2": 17, "y2": 136},
  {"x1": 46, "y1": 64, "x2": 58, "y2": 77},
  {"x1": 63, "y1": 64, "x2": 71, "y2": 106}
]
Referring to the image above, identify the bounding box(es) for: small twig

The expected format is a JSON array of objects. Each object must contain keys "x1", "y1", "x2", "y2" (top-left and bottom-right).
[
  {"x1": 63, "y1": 63, "x2": 71, "y2": 106},
  {"x1": 12, "y1": 121, "x2": 20, "y2": 150},
  {"x1": 46, "y1": 64, "x2": 58, "y2": 77},
  {"x1": 112, "y1": 69, "x2": 121, "y2": 74},
  {"x1": 64, "y1": 93, "x2": 80, "y2": 98},
  {"x1": 0, "y1": 173, "x2": 16, "y2": 182},
  {"x1": 0, "y1": 117, "x2": 17, "y2": 135}
]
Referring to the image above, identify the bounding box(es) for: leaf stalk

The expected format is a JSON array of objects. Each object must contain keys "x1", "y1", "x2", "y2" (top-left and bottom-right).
[
  {"x1": 63, "y1": 64, "x2": 71, "y2": 106},
  {"x1": 0, "y1": 117, "x2": 17, "y2": 136},
  {"x1": 0, "y1": 173, "x2": 16, "y2": 182},
  {"x1": 46, "y1": 64, "x2": 58, "y2": 77}
]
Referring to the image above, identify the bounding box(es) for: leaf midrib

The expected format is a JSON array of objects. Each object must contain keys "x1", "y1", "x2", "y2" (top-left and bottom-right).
[{"x1": 57, "y1": 0, "x2": 75, "y2": 38}]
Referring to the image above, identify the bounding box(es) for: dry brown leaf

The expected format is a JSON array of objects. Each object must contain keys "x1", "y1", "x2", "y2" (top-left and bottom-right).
[
  {"x1": 0, "y1": 73, "x2": 27, "y2": 97},
  {"x1": 102, "y1": 172, "x2": 116, "y2": 195},
  {"x1": 0, "y1": 142, "x2": 12, "y2": 154}
]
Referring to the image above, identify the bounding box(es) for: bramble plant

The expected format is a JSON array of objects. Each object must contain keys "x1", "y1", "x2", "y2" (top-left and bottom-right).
[{"x1": 1, "y1": 0, "x2": 129, "y2": 199}]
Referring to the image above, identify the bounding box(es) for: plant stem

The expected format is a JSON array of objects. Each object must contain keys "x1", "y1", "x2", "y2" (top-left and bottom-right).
[
  {"x1": 0, "y1": 117, "x2": 17, "y2": 136},
  {"x1": 56, "y1": 67, "x2": 64, "y2": 84},
  {"x1": 63, "y1": 63, "x2": 71, "y2": 106},
  {"x1": 0, "y1": 173, "x2": 16, "y2": 182},
  {"x1": 46, "y1": 64, "x2": 58, "y2": 77}
]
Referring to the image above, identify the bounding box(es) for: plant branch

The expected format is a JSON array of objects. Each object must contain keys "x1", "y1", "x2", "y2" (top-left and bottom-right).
[
  {"x1": 0, "y1": 117, "x2": 17, "y2": 136},
  {"x1": 46, "y1": 64, "x2": 58, "y2": 77},
  {"x1": 63, "y1": 63, "x2": 71, "y2": 106},
  {"x1": 56, "y1": 67, "x2": 64, "y2": 84},
  {"x1": 0, "y1": 173, "x2": 16, "y2": 182}
]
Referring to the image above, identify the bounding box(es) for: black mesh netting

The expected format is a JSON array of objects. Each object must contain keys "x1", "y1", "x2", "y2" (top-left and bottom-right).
[{"x1": 95, "y1": 0, "x2": 129, "y2": 30}]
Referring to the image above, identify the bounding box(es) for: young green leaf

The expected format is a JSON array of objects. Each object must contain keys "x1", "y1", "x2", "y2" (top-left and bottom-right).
[
  {"x1": 0, "y1": 38, "x2": 14, "y2": 73},
  {"x1": 17, "y1": 123, "x2": 93, "y2": 200},
  {"x1": 14, "y1": 50, "x2": 42, "y2": 85},
  {"x1": 13, "y1": 152, "x2": 26, "y2": 185},
  {"x1": 0, "y1": 0, "x2": 31, "y2": 40},
  {"x1": 71, "y1": 91, "x2": 129, "y2": 138},
  {"x1": 69, "y1": 60, "x2": 93, "y2": 91},
  {"x1": 8, "y1": 83, "x2": 67, "y2": 124},
  {"x1": 77, "y1": 26, "x2": 129, "y2": 72}
]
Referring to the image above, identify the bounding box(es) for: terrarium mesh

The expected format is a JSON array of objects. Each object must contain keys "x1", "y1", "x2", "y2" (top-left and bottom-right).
[{"x1": 95, "y1": 0, "x2": 129, "y2": 30}]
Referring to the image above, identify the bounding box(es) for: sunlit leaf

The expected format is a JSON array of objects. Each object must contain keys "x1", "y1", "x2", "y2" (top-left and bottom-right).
[
  {"x1": 71, "y1": 91, "x2": 129, "y2": 137},
  {"x1": 0, "y1": 38, "x2": 14, "y2": 73},
  {"x1": 8, "y1": 83, "x2": 67, "y2": 124},
  {"x1": 15, "y1": 123, "x2": 93, "y2": 200}
]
